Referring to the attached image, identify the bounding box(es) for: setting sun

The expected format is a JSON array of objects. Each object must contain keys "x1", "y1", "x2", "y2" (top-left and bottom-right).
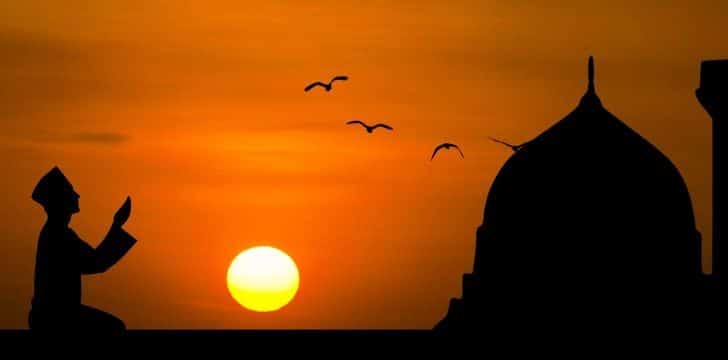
[{"x1": 226, "y1": 246, "x2": 300, "y2": 312}]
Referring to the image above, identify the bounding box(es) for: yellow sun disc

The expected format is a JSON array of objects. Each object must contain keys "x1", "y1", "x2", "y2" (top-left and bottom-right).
[{"x1": 226, "y1": 246, "x2": 300, "y2": 312}]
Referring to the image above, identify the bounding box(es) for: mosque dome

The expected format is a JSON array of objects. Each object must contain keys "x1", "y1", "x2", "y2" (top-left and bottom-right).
[
  {"x1": 475, "y1": 57, "x2": 701, "y2": 285},
  {"x1": 436, "y1": 58, "x2": 704, "y2": 330}
]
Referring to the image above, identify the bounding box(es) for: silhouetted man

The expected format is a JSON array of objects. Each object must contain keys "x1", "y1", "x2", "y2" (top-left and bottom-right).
[{"x1": 28, "y1": 167, "x2": 137, "y2": 332}]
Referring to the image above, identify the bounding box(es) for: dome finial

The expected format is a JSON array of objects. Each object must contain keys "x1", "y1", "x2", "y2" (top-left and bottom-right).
[
  {"x1": 588, "y1": 56, "x2": 595, "y2": 94},
  {"x1": 578, "y1": 56, "x2": 601, "y2": 107}
]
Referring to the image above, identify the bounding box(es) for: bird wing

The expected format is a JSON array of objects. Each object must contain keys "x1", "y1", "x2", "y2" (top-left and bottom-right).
[
  {"x1": 373, "y1": 123, "x2": 393, "y2": 131},
  {"x1": 489, "y1": 136, "x2": 509, "y2": 146},
  {"x1": 304, "y1": 82, "x2": 327, "y2": 92},
  {"x1": 346, "y1": 120, "x2": 367, "y2": 128},
  {"x1": 331, "y1": 75, "x2": 348, "y2": 83},
  {"x1": 488, "y1": 136, "x2": 516, "y2": 149},
  {"x1": 431, "y1": 144, "x2": 447, "y2": 160},
  {"x1": 489, "y1": 136, "x2": 526, "y2": 151},
  {"x1": 452, "y1": 144, "x2": 465, "y2": 158}
]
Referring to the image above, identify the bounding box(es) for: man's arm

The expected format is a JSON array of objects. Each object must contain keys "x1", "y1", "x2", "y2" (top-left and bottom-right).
[
  {"x1": 79, "y1": 196, "x2": 137, "y2": 274},
  {"x1": 79, "y1": 226, "x2": 137, "y2": 275}
]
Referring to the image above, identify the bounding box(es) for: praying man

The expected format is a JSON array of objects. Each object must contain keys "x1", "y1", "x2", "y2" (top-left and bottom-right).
[{"x1": 28, "y1": 167, "x2": 137, "y2": 331}]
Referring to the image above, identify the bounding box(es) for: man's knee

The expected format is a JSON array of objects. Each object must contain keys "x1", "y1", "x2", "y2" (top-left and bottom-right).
[
  {"x1": 108, "y1": 314, "x2": 126, "y2": 331},
  {"x1": 80, "y1": 305, "x2": 127, "y2": 331}
]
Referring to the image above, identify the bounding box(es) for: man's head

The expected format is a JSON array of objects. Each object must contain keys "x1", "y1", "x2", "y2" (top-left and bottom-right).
[{"x1": 32, "y1": 167, "x2": 80, "y2": 216}]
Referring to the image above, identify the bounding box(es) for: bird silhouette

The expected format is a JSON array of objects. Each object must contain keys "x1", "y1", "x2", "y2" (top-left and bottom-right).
[
  {"x1": 488, "y1": 137, "x2": 526, "y2": 152},
  {"x1": 431, "y1": 143, "x2": 464, "y2": 160},
  {"x1": 304, "y1": 75, "x2": 348, "y2": 92},
  {"x1": 346, "y1": 120, "x2": 393, "y2": 133}
]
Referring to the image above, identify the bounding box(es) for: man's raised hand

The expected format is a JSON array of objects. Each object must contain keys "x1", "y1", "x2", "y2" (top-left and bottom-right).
[{"x1": 113, "y1": 196, "x2": 132, "y2": 228}]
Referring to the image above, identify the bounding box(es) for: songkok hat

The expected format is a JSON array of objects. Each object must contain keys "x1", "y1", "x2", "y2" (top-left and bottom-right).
[{"x1": 32, "y1": 167, "x2": 73, "y2": 207}]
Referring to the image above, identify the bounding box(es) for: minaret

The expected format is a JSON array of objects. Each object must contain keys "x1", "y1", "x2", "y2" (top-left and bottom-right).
[{"x1": 696, "y1": 59, "x2": 728, "y2": 285}]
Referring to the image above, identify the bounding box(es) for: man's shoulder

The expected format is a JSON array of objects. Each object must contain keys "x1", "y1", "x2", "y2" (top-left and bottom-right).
[{"x1": 39, "y1": 223, "x2": 79, "y2": 241}]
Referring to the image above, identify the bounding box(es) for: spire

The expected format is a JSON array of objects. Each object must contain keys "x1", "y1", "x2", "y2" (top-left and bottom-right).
[
  {"x1": 588, "y1": 56, "x2": 595, "y2": 94},
  {"x1": 579, "y1": 56, "x2": 601, "y2": 107}
]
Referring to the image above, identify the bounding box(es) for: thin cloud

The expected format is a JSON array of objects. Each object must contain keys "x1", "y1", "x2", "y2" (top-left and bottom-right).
[
  {"x1": 68, "y1": 132, "x2": 130, "y2": 144},
  {"x1": 20, "y1": 131, "x2": 131, "y2": 145}
]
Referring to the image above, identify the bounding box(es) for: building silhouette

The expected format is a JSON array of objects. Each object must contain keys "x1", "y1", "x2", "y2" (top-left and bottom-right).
[{"x1": 436, "y1": 57, "x2": 726, "y2": 330}]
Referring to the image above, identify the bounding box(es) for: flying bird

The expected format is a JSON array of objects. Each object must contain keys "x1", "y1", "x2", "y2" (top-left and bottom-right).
[
  {"x1": 489, "y1": 137, "x2": 526, "y2": 152},
  {"x1": 304, "y1": 75, "x2": 349, "y2": 92},
  {"x1": 431, "y1": 143, "x2": 464, "y2": 161},
  {"x1": 346, "y1": 120, "x2": 393, "y2": 133}
]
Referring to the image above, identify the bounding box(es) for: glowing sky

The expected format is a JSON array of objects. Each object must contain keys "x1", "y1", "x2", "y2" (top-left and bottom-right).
[{"x1": 1, "y1": 1, "x2": 726, "y2": 328}]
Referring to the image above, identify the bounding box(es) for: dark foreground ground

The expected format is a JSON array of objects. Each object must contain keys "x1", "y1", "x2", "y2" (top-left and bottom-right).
[
  {"x1": 0, "y1": 328, "x2": 723, "y2": 355},
  {"x1": 0, "y1": 330, "x2": 434, "y2": 343},
  {"x1": 0, "y1": 329, "x2": 430, "y2": 338},
  {"x1": 0, "y1": 330, "x2": 448, "y2": 354}
]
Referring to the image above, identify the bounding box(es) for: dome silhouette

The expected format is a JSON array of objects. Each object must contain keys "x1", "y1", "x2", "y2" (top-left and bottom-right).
[{"x1": 436, "y1": 57, "x2": 707, "y2": 330}]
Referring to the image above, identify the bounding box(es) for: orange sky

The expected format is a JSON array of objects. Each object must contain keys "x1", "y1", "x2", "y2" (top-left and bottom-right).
[{"x1": 1, "y1": 1, "x2": 726, "y2": 329}]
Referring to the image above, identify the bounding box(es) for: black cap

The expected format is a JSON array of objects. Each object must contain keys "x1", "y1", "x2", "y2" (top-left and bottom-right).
[{"x1": 32, "y1": 167, "x2": 73, "y2": 207}]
